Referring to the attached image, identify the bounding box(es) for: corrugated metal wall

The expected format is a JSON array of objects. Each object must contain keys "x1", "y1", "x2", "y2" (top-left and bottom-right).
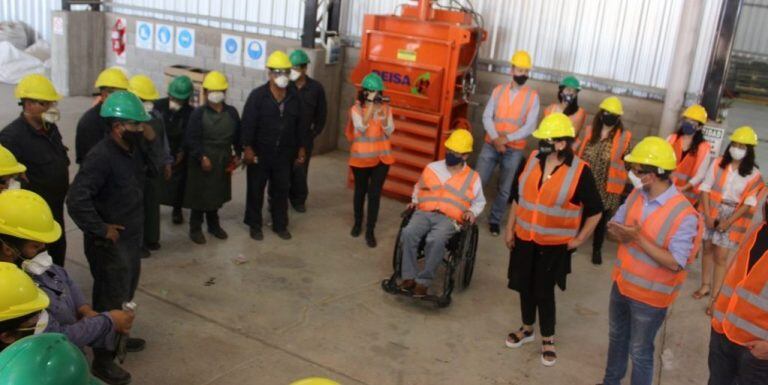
[
  {"x1": 734, "y1": 0, "x2": 768, "y2": 58},
  {"x1": 0, "y1": 0, "x2": 60, "y2": 41}
]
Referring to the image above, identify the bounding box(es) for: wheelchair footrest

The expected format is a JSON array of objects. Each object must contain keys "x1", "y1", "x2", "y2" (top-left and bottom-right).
[{"x1": 381, "y1": 279, "x2": 446, "y2": 304}]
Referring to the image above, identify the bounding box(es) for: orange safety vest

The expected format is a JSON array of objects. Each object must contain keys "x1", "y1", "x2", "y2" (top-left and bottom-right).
[
  {"x1": 612, "y1": 189, "x2": 702, "y2": 308},
  {"x1": 702, "y1": 159, "x2": 764, "y2": 243},
  {"x1": 514, "y1": 151, "x2": 586, "y2": 245},
  {"x1": 417, "y1": 163, "x2": 479, "y2": 222},
  {"x1": 711, "y1": 224, "x2": 768, "y2": 345},
  {"x1": 668, "y1": 134, "x2": 711, "y2": 204},
  {"x1": 576, "y1": 126, "x2": 632, "y2": 194},
  {"x1": 486, "y1": 84, "x2": 538, "y2": 150},
  {"x1": 543, "y1": 104, "x2": 586, "y2": 136},
  {"x1": 346, "y1": 103, "x2": 395, "y2": 168}
]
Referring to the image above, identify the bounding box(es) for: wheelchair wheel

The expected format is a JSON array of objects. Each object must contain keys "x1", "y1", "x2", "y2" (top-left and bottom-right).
[{"x1": 458, "y1": 225, "x2": 479, "y2": 290}]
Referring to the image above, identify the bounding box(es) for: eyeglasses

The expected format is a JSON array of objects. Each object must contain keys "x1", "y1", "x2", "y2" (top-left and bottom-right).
[{"x1": 270, "y1": 69, "x2": 290, "y2": 76}]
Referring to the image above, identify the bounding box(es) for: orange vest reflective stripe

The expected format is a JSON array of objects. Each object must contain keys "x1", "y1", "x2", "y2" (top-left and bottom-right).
[
  {"x1": 612, "y1": 189, "x2": 702, "y2": 308},
  {"x1": 576, "y1": 127, "x2": 631, "y2": 194},
  {"x1": 668, "y1": 134, "x2": 711, "y2": 203},
  {"x1": 417, "y1": 163, "x2": 479, "y2": 222},
  {"x1": 702, "y1": 159, "x2": 764, "y2": 243},
  {"x1": 711, "y1": 224, "x2": 768, "y2": 345},
  {"x1": 486, "y1": 84, "x2": 538, "y2": 150},
  {"x1": 346, "y1": 104, "x2": 395, "y2": 167},
  {"x1": 543, "y1": 104, "x2": 586, "y2": 136},
  {"x1": 514, "y1": 151, "x2": 585, "y2": 245}
]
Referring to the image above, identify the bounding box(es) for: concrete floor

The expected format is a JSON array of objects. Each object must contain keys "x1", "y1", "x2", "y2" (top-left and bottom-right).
[{"x1": 0, "y1": 83, "x2": 720, "y2": 385}]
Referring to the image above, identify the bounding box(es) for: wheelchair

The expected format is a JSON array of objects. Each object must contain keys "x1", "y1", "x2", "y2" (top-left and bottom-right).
[{"x1": 381, "y1": 208, "x2": 479, "y2": 308}]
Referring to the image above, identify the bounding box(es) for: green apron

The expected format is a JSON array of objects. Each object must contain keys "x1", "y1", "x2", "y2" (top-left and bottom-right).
[
  {"x1": 144, "y1": 117, "x2": 166, "y2": 245},
  {"x1": 160, "y1": 110, "x2": 187, "y2": 207},
  {"x1": 183, "y1": 109, "x2": 235, "y2": 211}
]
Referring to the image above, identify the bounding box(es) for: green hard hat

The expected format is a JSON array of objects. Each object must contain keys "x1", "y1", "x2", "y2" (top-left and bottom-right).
[
  {"x1": 289, "y1": 49, "x2": 310, "y2": 66},
  {"x1": 0, "y1": 334, "x2": 103, "y2": 385},
  {"x1": 100, "y1": 90, "x2": 151, "y2": 122},
  {"x1": 168, "y1": 75, "x2": 193, "y2": 100},
  {"x1": 361, "y1": 73, "x2": 384, "y2": 92},
  {"x1": 560, "y1": 75, "x2": 581, "y2": 90}
]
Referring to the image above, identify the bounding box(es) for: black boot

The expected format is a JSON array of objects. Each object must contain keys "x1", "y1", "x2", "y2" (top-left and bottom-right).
[
  {"x1": 365, "y1": 227, "x2": 377, "y2": 248},
  {"x1": 350, "y1": 220, "x2": 362, "y2": 237},
  {"x1": 172, "y1": 208, "x2": 184, "y2": 224},
  {"x1": 92, "y1": 349, "x2": 131, "y2": 385}
]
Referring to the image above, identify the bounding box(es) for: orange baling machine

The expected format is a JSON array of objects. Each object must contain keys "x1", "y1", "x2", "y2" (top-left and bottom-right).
[{"x1": 349, "y1": 0, "x2": 486, "y2": 199}]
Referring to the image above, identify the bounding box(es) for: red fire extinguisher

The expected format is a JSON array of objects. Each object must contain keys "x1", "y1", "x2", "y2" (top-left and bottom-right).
[{"x1": 111, "y1": 19, "x2": 126, "y2": 56}]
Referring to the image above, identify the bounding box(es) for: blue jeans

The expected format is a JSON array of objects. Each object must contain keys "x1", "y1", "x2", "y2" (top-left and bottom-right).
[
  {"x1": 475, "y1": 142, "x2": 524, "y2": 226},
  {"x1": 400, "y1": 211, "x2": 458, "y2": 287},
  {"x1": 603, "y1": 283, "x2": 668, "y2": 385}
]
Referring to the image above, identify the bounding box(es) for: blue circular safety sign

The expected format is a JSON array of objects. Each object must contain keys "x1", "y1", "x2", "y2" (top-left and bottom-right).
[
  {"x1": 158, "y1": 26, "x2": 171, "y2": 44},
  {"x1": 139, "y1": 24, "x2": 151, "y2": 40},
  {"x1": 178, "y1": 30, "x2": 192, "y2": 48},
  {"x1": 247, "y1": 41, "x2": 263, "y2": 60},
  {"x1": 225, "y1": 38, "x2": 238, "y2": 54}
]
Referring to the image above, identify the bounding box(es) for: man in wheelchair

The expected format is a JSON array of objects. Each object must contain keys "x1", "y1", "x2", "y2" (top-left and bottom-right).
[{"x1": 397, "y1": 129, "x2": 486, "y2": 297}]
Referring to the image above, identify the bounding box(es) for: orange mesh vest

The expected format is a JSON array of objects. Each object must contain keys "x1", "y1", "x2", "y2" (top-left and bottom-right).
[
  {"x1": 576, "y1": 127, "x2": 631, "y2": 194},
  {"x1": 486, "y1": 84, "x2": 538, "y2": 150},
  {"x1": 702, "y1": 159, "x2": 764, "y2": 243},
  {"x1": 514, "y1": 151, "x2": 585, "y2": 245},
  {"x1": 346, "y1": 104, "x2": 394, "y2": 168},
  {"x1": 543, "y1": 104, "x2": 586, "y2": 136},
  {"x1": 612, "y1": 189, "x2": 702, "y2": 308},
  {"x1": 668, "y1": 134, "x2": 711, "y2": 204},
  {"x1": 711, "y1": 224, "x2": 768, "y2": 345},
  {"x1": 417, "y1": 163, "x2": 479, "y2": 222}
]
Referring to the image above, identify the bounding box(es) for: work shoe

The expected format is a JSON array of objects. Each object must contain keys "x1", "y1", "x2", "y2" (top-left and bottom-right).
[
  {"x1": 126, "y1": 337, "x2": 146, "y2": 353},
  {"x1": 146, "y1": 242, "x2": 161, "y2": 251},
  {"x1": 366, "y1": 230, "x2": 377, "y2": 248},
  {"x1": 350, "y1": 223, "x2": 362, "y2": 237},
  {"x1": 172, "y1": 209, "x2": 184, "y2": 224},
  {"x1": 591, "y1": 249, "x2": 602, "y2": 265},
  {"x1": 189, "y1": 230, "x2": 206, "y2": 244},
  {"x1": 92, "y1": 349, "x2": 131, "y2": 385},
  {"x1": 250, "y1": 228, "x2": 264, "y2": 241},
  {"x1": 275, "y1": 230, "x2": 292, "y2": 240},
  {"x1": 489, "y1": 223, "x2": 500, "y2": 237},
  {"x1": 398, "y1": 279, "x2": 416, "y2": 292},
  {"x1": 140, "y1": 248, "x2": 151, "y2": 259},
  {"x1": 412, "y1": 284, "x2": 428, "y2": 297},
  {"x1": 208, "y1": 227, "x2": 228, "y2": 240},
  {"x1": 293, "y1": 203, "x2": 307, "y2": 213}
]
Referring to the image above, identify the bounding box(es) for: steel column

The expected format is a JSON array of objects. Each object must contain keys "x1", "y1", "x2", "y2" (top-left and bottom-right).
[
  {"x1": 302, "y1": 0, "x2": 319, "y2": 48},
  {"x1": 701, "y1": 0, "x2": 744, "y2": 119}
]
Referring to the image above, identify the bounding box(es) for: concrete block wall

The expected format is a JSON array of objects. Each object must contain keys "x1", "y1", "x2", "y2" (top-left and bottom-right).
[
  {"x1": 51, "y1": 11, "x2": 105, "y2": 97},
  {"x1": 338, "y1": 46, "x2": 663, "y2": 155},
  {"x1": 101, "y1": 13, "x2": 343, "y2": 154}
]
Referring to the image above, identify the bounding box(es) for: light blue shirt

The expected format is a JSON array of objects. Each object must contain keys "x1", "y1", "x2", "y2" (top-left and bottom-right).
[
  {"x1": 612, "y1": 185, "x2": 698, "y2": 268},
  {"x1": 482, "y1": 84, "x2": 540, "y2": 141}
]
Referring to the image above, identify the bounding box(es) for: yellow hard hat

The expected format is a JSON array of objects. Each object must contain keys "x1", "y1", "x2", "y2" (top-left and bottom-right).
[
  {"x1": 0, "y1": 189, "x2": 62, "y2": 244},
  {"x1": 624, "y1": 136, "x2": 677, "y2": 171},
  {"x1": 267, "y1": 51, "x2": 292, "y2": 69},
  {"x1": 682, "y1": 104, "x2": 707, "y2": 124},
  {"x1": 445, "y1": 129, "x2": 473, "y2": 154},
  {"x1": 14, "y1": 74, "x2": 61, "y2": 102},
  {"x1": 128, "y1": 75, "x2": 160, "y2": 101},
  {"x1": 532, "y1": 113, "x2": 575, "y2": 139},
  {"x1": 202, "y1": 71, "x2": 229, "y2": 91},
  {"x1": 290, "y1": 378, "x2": 341, "y2": 385},
  {"x1": 0, "y1": 145, "x2": 26, "y2": 177},
  {"x1": 0, "y1": 262, "x2": 49, "y2": 322},
  {"x1": 599, "y1": 96, "x2": 624, "y2": 115},
  {"x1": 94, "y1": 68, "x2": 129, "y2": 90},
  {"x1": 730, "y1": 126, "x2": 758, "y2": 146},
  {"x1": 510, "y1": 50, "x2": 532, "y2": 69}
]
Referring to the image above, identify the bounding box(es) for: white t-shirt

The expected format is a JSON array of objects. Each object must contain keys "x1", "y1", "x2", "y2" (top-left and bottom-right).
[{"x1": 699, "y1": 161, "x2": 762, "y2": 206}]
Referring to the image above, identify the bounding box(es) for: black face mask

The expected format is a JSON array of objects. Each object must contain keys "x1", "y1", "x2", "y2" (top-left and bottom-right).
[
  {"x1": 121, "y1": 130, "x2": 143, "y2": 148},
  {"x1": 561, "y1": 93, "x2": 575, "y2": 105},
  {"x1": 538, "y1": 140, "x2": 555, "y2": 155},
  {"x1": 445, "y1": 152, "x2": 464, "y2": 167},
  {"x1": 513, "y1": 75, "x2": 528, "y2": 86},
  {"x1": 602, "y1": 113, "x2": 619, "y2": 127}
]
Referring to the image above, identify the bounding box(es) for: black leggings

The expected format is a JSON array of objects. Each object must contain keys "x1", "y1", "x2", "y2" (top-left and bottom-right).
[
  {"x1": 351, "y1": 163, "x2": 389, "y2": 229},
  {"x1": 520, "y1": 279, "x2": 556, "y2": 337}
]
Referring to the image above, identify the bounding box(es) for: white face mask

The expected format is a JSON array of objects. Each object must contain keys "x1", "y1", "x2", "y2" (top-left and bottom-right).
[
  {"x1": 22, "y1": 251, "x2": 53, "y2": 275},
  {"x1": 289, "y1": 69, "x2": 302, "y2": 82},
  {"x1": 7, "y1": 179, "x2": 21, "y2": 190},
  {"x1": 33, "y1": 310, "x2": 49, "y2": 335},
  {"x1": 628, "y1": 171, "x2": 644, "y2": 190},
  {"x1": 274, "y1": 75, "x2": 290, "y2": 89},
  {"x1": 168, "y1": 99, "x2": 182, "y2": 112},
  {"x1": 42, "y1": 107, "x2": 60, "y2": 124},
  {"x1": 729, "y1": 146, "x2": 747, "y2": 161},
  {"x1": 207, "y1": 91, "x2": 225, "y2": 104},
  {"x1": 143, "y1": 101, "x2": 154, "y2": 113}
]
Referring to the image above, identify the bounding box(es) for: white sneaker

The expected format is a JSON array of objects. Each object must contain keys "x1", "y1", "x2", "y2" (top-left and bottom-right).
[{"x1": 505, "y1": 329, "x2": 535, "y2": 348}]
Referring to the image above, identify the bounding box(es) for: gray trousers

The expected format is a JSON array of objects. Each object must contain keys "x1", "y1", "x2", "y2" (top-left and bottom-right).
[{"x1": 401, "y1": 211, "x2": 458, "y2": 287}]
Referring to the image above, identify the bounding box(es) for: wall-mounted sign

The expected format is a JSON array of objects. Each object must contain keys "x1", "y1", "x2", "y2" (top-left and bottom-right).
[
  {"x1": 220, "y1": 34, "x2": 242, "y2": 65},
  {"x1": 175, "y1": 27, "x2": 195, "y2": 57},
  {"x1": 155, "y1": 24, "x2": 174, "y2": 53},
  {"x1": 136, "y1": 21, "x2": 153, "y2": 50},
  {"x1": 243, "y1": 38, "x2": 267, "y2": 70}
]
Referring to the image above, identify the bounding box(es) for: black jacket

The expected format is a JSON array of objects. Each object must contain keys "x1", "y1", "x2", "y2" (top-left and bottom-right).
[
  {"x1": 75, "y1": 103, "x2": 110, "y2": 164},
  {"x1": 295, "y1": 77, "x2": 327, "y2": 141},
  {"x1": 240, "y1": 83, "x2": 310, "y2": 158},
  {"x1": 0, "y1": 115, "x2": 70, "y2": 202},
  {"x1": 154, "y1": 97, "x2": 193, "y2": 156}
]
